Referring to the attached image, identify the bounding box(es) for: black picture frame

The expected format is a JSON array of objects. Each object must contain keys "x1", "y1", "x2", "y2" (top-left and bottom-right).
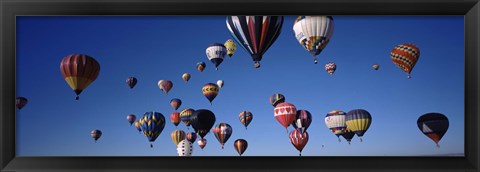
[{"x1": 1, "y1": 0, "x2": 478, "y2": 172}]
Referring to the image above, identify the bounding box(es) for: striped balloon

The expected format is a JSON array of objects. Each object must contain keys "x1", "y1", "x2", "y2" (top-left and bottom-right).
[
  {"x1": 289, "y1": 129, "x2": 309, "y2": 156},
  {"x1": 170, "y1": 112, "x2": 181, "y2": 127},
  {"x1": 345, "y1": 109, "x2": 372, "y2": 142},
  {"x1": 341, "y1": 128, "x2": 355, "y2": 144},
  {"x1": 176, "y1": 140, "x2": 193, "y2": 156},
  {"x1": 202, "y1": 83, "x2": 219, "y2": 105},
  {"x1": 16, "y1": 97, "x2": 28, "y2": 110},
  {"x1": 224, "y1": 39, "x2": 237, "y2": 58},
  {"x1": 171, "y1": 130, "x2": 186, "y2": 146},
  {"x1": 157, "y1": 80, "x2": 173, "y2": 95},
  {"x1": 238, "y1": 111, "x2": 253, "y2": 130},
  {"x1": 226, "y1": 16, "x2": 284, "y2": 68},
  {"x1": 212, "y1": 123, "x2": 233, "y2": 149},
  {"x1": 269, "y1": 93, "x2": 285, "y2": 107},
  {"x1": 170, "y1": 98, "x2": 182, "y2": 111},
  {"x1": 273, "y1": 102, "x2": 297, "y2": 132},
  {"x1": 417, "y1": 113, "x2": 449, "y2": 147},
  {"x1": 197, "y1": 138, "x2": 207, "y2": 149},
  {"x1": 390, "y1": 44, "x2": 420, "y2": 78},
  {"x1": 186, "y1": 132, "x2": 197, "y2": 143},
  {"x1": 293, "y1": 16, "x2": 334, "y2": 64},
  {"x1": 292, "y1": 110, "x2": 312, "y2": 134},
  {"x1": 206, "y1": 43, "x2": 227, "y2": 70},
  {"x1": 325, "y1": 62, "x2": 336, "y2": 75},
  {"x1": 60, "y1": 54, "x2": 100, "y2": 100},
  {"x1": 139, "y1": 111, "x2": 166, "y2": 147},
  {"x1": 233, "y1": 139, "x2": 248, "y2": 156},
  {"x1": 180, "y1": 108, "x2": 194, "y2": 128},
  {"x1": 324, "y1": 110, "x2": 347, "y2": 142}
]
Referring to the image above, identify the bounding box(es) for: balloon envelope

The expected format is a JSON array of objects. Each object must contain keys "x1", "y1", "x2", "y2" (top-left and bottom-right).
[
  {"x1": 171, "y1": 130, "x2": 186, "y2": 146},
  {"x1": 202, "y1": 83, "x2": 219, "y2": 104},
  {"x1": 206, "y1": 43, "x2": 227, "y2": 70},
  {"x1": 212, "y1": 123, "x2": 233, "y2": 149},
  {"x1": 126, "y1": 77, "x2": 137, "y2": 89},
  {"x1": 293, "y1": 16, "x2": 334, "y2": 64},
  {"x1": 127, "y1": 114, "x2": 136, "y2": 126},
  {"x1": 180, "y1": 108, "x2": 194, "y2": 127},
  {"x1": 224, "y1": 39, "x2": 237, "y2": 57},
  {"x1": 182, "y1": 73, "x2": 191, "y2": 83},
  {"x1": 273, "y1": 102, "x2": 297, "y2": 129},
  {"x1": 139, "y1": 111, "x2": 166, "y2": 143},
  {"x1": 90, "y1": 129, "x2": 102, "y2": 142},
  {"x1": 170, "y1": 98, "x2": 182, "y2": 111},
  {"x1": 292, "y1": 110, "x2": 312, "y2": 133},
  {"x1": 170, "y1": 112, "x2": 181, "y2": 127},
  {"x1": 345, "y1": 109, "x2": 372, "y2": 138},
  {"x1": 190, "y1": 109, "x2": 216, "y2": 139},
  {"x1": 289, "y1": 129, "x2": 309, "y2": 155},
  {"x1": 269, "y1": 93, "x2": 285, "y2": 107},
  {"x1": 324, "y1": 110, "x2": 347, "y2": 137},
  {"x1": 325, "y1": 62, "x2": 336, "y2": 75},
  {"x1": 60, "y1": 54, "x2": 100, "y2": 100},
  {"x1": 158, "y1": 80, "x2": 173, "y2": 95},
  {"x1": 197, "y1": 62, "x2": 206, "y2": 72},
  {"x1": 16, "y1": 97, "x2": 28, "y2": 110},
  {"x1": 390, "y1": 44, "x2": 420, "y2": 78},
  {"x1": 176, "y1": 140, "x2": 193, "y2": 156},
  {"x1": 417, "y1": 113, "x2": 449, "y2": 146},
  {"x1": 238, "y1": 111, "x2": 253, "y2": 129},
  {"x1": 234, "y1": 139, "x2": 248, "y2": 156}
]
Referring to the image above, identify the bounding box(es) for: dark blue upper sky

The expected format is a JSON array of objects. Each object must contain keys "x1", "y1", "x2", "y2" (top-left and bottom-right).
[{"x1": 16, "y1": 16, "x2": 464, "y2": 156}]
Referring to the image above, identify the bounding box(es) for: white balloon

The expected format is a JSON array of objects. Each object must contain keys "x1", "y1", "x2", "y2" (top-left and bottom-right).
[
  {"x1": 217, "y1": 80, "x2": 224, "y2": 88},
  {"x1": 176, "y1": 140, "x2": 193, "y2": 156}
]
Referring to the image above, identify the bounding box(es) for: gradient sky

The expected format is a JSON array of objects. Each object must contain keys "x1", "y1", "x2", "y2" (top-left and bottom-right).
[{"x1": 15, "y1": 16, "x2": 464, "y2": 156}]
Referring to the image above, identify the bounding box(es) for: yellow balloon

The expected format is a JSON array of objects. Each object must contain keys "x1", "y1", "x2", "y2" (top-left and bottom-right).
[
  {"x1": 171, "y1": 130, "x2": 186, "y2": 146},
  {"x1": 224, "y1": 39, "x2": 237, "y2": 58}
]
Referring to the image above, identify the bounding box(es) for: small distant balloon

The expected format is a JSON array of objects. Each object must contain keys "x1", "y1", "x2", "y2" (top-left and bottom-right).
[
  {"x1": 224, "y1": 39, "x2": 237, "y2": 58},
  {"x1": 90, "y1": 129, "x2": 102, "y2": 142},
  {"x1": 217, "y1": 80, "x2": 224, "y2": 88},
  {"x1": 325, "y1": 62, "x2": 336, "y2": 75},
  {"x1": 158, "y1": 80, "x2": 173, "y2": 95},
  {"x1": 16, "y1": 97, "x2": 28, "y2": 110},
  {"x1": 170, "y1": 112, "x2": 181, "y2": 127},
  {"x1": 234, "y1": 139, "x2": 248, "y2": 156},
  {"x1": 182, "y1": 73, "x2": 191, "y2": 83},
  {"x1": 197, "y1": 62, "x2": 206, "y2": 72},
  {"x1": 238, "y1": 111, "x2": 253, "y2": 130},
  {"x1": 186, "y1": 132, "x2": 197, "y2": 143},
  {"x1": 372, "y1": 64, "x2": 380, "y2": 70},
  {"x1": 198, "y1": 138, "x2": 207, "y2": 149},
  {"x1": 202, "y1": 83, "x2": 219, "y2": 105},
  {"x1": 269, "y1": 93, "x2": 285, "y2": 107},
  {"x1": 127, "y1": 114, "x2": 136, "y2": 126},
  {"x1": 126, "y1": 77, "x2": 137, "y2": 89},
  {"x1": 170, "y1": 98, "x2": 182, "y2": 111}
]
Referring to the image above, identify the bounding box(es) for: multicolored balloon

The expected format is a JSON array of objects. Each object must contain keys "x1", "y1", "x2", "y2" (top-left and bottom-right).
[
  {"x1": 269, "y1": 93, "x2": 285, "y2": 107},
  {"x1": 226, "y1": 16, "x2": 284, "y2": 68},
  {"x1": 170, "y1": 98, "x2": 182, "y2": 111},
  {"x1": 197, "y1": 62, "x2": 206, "y2": 72},
  {"x1": 176, "y1": 140, "x2": 193, "y2": 156},
  {"x1": 190, "y1": 109, "x2": 216, "y2": 139},
  {"x1": 139, "y1": 111, "x2": 166, "y2": 148},
  {"x1": 202, "y1": 83, "x2": 219, "y2": 105},
  {"x1": 390, "y1": 44, "x2": 420, "y2": 78},
  {"x1": 342, "y1": 128, "x2": 355, "y2": 144},
  {"x1": 293, "y1": 16, "x2": 334, "y2": 64},
  {"x1": 127, "y1": 114, "x2": 136, "y2": 126},
  {"x1": 273, "y1": 102, "x2": 297, "y2": 132},
  {"x1": 60, "y1": 54, "x2": 100, "y2": 100},
  {"x1": 186, "y1": 132, "x2": 197, "y2": 143},
  {"x1": 182, "y1": 73, "x2": 191, "y2": 83},
  {"x1": 90, "y1": 129, "x2": 102, "y2": 142},
  {"x1": 224, "y1": 39, "x2": 237, "y2": 58},
  {"x1": 417, "y1": 113, "x2": 449, "y2": 147},
  {"x1": 212, "y1": 123, "x2": 233, "y2": 149},
  {"x1": 372, "y1": 64, "x2": 380, "y2": 70},
  {"x1": 233, "y1": 139, "x2": 248, "y2": 156},
  {"x1": 171, "y1": 130, "x2": 186, "y2": 146},
  {"x1": 180, "y1": 108, "x2": 194, "y2": 129},
  {"x1": 324, "y1": 110, "x2": 347, "y2": 142},
  {"x1": 198, "y1": 138, "x2": 207, "y2": 149},
  {"x1": 206, "y1": 43, "x2": 227, "y2": 70},
  {"x1": 325, "y1": 62, "x2": 336, "y2": 75},
  {"x1": 292, "y1": 110, "x2": 312, "y2": 134},
  {"x1": 170, "y1": 112, "x2": 181, "y2": 127},
  {"x1": 238, "y1": 111, "x2": 253, "y2": 130},
  {"x1": 157, "y1": 80, "x2": 173, "y2": 95},
  {"x1": 134, "y1": 121, "x2": 142, "y2": 133},
  {"x1": 126, "y1": 76, "x2": 137, "y2": 89},
  {"x1": 289, "y1": 129, "x2": 309, "y2": 156},
  {"x1": 346, "y1": 109, "x2": 372, "y2": 142},
  {"x1": 16, "y1": 97, "x2": 28, "y2": 110},
  {"x1": 217, "y1": 80, "x2": 224, "y2": 88}
]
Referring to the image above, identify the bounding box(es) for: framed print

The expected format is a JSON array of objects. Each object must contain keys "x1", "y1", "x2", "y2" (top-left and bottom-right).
[{"x1": 1, "y1": 0, "x2": 479, "y2": 172}]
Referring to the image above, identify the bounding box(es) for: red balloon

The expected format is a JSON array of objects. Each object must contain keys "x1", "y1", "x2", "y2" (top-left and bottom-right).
[
  {"x1": 289, "y1": 129, "x2": 309, "y2": 156},
  {"x1": 274, "y1": 102, "x2": 297, "y2": 131}
]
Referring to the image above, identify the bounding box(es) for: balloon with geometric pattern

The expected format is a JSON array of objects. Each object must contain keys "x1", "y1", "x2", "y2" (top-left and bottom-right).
[
  {"x1": 390, "y1": 43, "x2": 420, "y2": 79},
  {"x1": 202, "y1": 83, "x2": 219, "y2": 105},
  {"x1": 238, "y1": 111, "x2": 253, "y2": 130},
  {"x1": 325, "y1": 62, "x2": 336, "y2": 75},
  {"x1": 157, "y1": 80, "x2": 173, "y2": 95},
  {"x1": 212, "y1": 123, "x2": 233, "y2": 149},
  {"x1": 269, "y1": 93, "x2": 285, "y2": 107},
  {"x1": 206, "y1": 43, "x2": 227, "y2": 71},
  {"x1": 293, "y1": 16, "x2": 334, "y2": 64},
  {"x1": 224, "y1": 39, "x2": 237, "y2": 58},
  {"x1": 139, "y1": 111, "x2": 166, "y2": 148},
  {"x1": 180, "y1": 108, "x2": 194, "y2": 129},
  {"x1": 176, "y1": 139, "x2": 193, "y2": 156},
  {"x1": 273, "y1": 102, "x2": 297, "y2": 133}
]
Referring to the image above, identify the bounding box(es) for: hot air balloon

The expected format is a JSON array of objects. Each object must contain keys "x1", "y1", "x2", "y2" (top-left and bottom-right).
[
  {"x1": 158, "y1": 80, "x2": 173, "y2": 95},
  {"x1": 16, "y1": 97, "x2": 28, "y2": 110},
  {"x1": 170, "y1": 98, "x2": 182, "y2": 111},
  {"x1": 212, "y1": 123, "x2": 233, "y2": 149},
  {"x1": 182, "y1": 73, "x2": 191, "y2": 83},
  {"x1": 127, "y1": 114, "x2": 136, "y2": 126},
  {"x1": 217, "y1": 80, "x2": 224, "y2": 88},
  {"x1": 226, "y1": 16, "x2": 284, "y2": 68},
  {"x1": 186, "y1": 132, "x2": 197, "y2": 143},
  {"x1": 372, "y1": 64, "x2": 379, "y2": 70},
  {"x1": 269, "y1": 93, "x2": 285, "y2": 107},
  {"x1": 289, "y1": 129, "x2": 309, "y2": 156},
  {"x1": 171, "y1": 130, "x2": 186, "y2": 146},
  {"x1": 325, "y1": 62, "x2": 336, "y2": 75},
  {"x1": 177, "y1": 140, "x2": 193, "y2": 156},
  {"x1": 238, "y1": 111, "x2": 253, "y2": 130},
  {"x1": 90, "y1": 129, "x2": 102, "y2": 143},
  {"x1": 190, "y1": 109, "x2": 216, "y2": 139},
  {"x1": 126, "y1": 77, "x2": 137, "y2": 89},
  {"x1": 206, "y1": 43, "x2": 227, "y2": 70},
  {"x1": 293, "y1": 16, "x2": 334, "y2": 64},
  {"x1": 390, "y1": 44, "x2": 420, "y2": 78},
  {"x1": 180, "y1": 108, "x2": 194, "y2": 129},
  {"x1": 202, "y1": 83, "x2": 219, "y2": 105},
  {"x1": 234, "y1": 139, "x2": 248, "y2": 156},
  {"x1": 342, "y1": 128, "x2": 355, "y2": 144},
  {"x1": 417, "y1": 113, "x2": 449, "y2": 147},
  {"x1": 198, "y1": 138, "x2": 207, "y2": 149},
  {"x1": 324, "y1": 110, "x2": 347, "y2": 142},
  {"x1": 224, "y1": 39, "x2": 237, "y2": 58},
  {"x1": 345, "y1": 109, "x2": 372, "y2": 142},
  {"x1": 134, "y1": 121, "x2": 142, "y2": 133},
  {"x1": 170, "y1": 112, "x2": 181, "y2": 127},
  {"x1": 60, "y1": 54, "x2": 100, "y2": 100},
  {"x1": 292, "y1": 110, "x2": 312, "y2": 134},
  {"x1": 197, "y1": 62, "x2": 206, "y2": 72},
  {"x1": 139, "y1": 111, "x2": 166, "y2": 148},
  {"x1": 274, "y1": 102, "x2": 297, "y2": 132}
]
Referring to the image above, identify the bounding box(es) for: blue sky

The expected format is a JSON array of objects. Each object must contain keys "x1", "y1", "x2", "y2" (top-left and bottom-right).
[{"x1": 15, "y1": 16, "x2": 464, "y2": 156}]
